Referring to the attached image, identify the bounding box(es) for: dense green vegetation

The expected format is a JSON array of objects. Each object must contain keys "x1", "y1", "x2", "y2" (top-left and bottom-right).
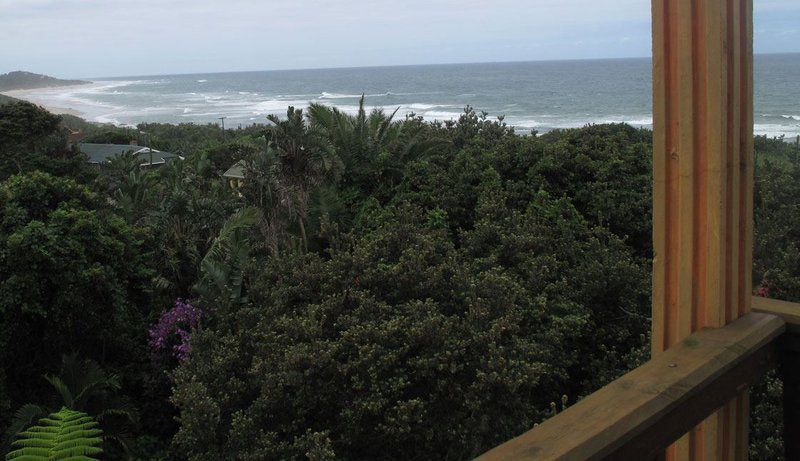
[
  {"x1": 0, "y1": 71, "x2": 89, "y2": 92},
  {"x1": 0, "y1": 100, "x2": 798, "y2": 459}
]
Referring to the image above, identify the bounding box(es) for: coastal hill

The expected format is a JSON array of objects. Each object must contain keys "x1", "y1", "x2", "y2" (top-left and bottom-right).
[
  {"x1": 0, "y1": 93, "x2": 18, "y2": 104},
  {"x1": 0, "y1": 70, "x2": 89, "y2": 92}
]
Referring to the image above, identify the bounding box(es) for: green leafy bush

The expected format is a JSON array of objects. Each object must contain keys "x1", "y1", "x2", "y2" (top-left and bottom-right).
[
  {"x1": 171, "y1": 180, "x2": 649, "y2": 459},
  {"x1": 0, "y1": 98, "x2": 797, "y2": 459},
  {"x1": 0, "y1": 172, "x2": 152, "y2": 424}
]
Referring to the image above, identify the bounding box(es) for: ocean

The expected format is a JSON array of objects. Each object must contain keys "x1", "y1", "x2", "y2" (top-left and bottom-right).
[{"x1": 10, "y1": 54, "x2": 800, "y2": 138}]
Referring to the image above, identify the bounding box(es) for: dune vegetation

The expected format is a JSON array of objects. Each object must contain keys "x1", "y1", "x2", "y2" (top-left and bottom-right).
[{"x1": 0, "y1": 99, "x2": 797, "y2": 459}]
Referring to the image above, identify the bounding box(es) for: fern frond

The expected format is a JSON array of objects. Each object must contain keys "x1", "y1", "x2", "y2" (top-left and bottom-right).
[{"x1": 6, "y1": 408, "x2": 103, "y2": 461}]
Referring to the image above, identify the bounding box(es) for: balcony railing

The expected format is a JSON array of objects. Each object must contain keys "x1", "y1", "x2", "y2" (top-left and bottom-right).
[{"x1": 476, "y1": 296, "x2": 800, "y2": 461}]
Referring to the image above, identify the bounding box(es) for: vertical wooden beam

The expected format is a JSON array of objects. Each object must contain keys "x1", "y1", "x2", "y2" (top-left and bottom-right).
[{"x1": 651, "y1": 0, "x2": 754, "y2": 460}]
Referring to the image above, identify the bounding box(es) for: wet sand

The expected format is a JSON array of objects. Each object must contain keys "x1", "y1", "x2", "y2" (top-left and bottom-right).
[{"x1": 2, "y1": 83, "x2": 92, "y2": 117}]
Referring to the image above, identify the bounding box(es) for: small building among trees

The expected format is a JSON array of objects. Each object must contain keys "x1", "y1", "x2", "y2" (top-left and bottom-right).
[
  {"x1": 78, "y1": 143, "x2": 182, "y2": 167},
  {"x1": 222, "y1": 160, "x2": 246, "y2": 189}
]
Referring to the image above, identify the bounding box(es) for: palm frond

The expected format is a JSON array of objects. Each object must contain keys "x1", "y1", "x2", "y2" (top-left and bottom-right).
[
  {"x1": 3, "y1": 404, "x2": 46, "y2": 449},
  {"x1": 43, "y1": 376, "x2": 74, "y2": 409},
  {"x1": 196, "y1": 207, "x2": 259, "y2": 301}
]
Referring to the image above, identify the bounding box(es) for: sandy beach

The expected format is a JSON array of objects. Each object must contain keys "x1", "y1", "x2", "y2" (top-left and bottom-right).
[{"x1": 1, "y1": 83, "x2": 93, "y2": 117}]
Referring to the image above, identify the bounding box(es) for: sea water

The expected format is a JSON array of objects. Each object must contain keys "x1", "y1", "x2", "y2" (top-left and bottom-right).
[{"x1": 14, "y1": 54, "x2": 800, "y2": 138}]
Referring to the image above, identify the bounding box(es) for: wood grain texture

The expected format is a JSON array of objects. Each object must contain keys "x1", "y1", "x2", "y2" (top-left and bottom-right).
[
  {"x1": 475, "y1": 314, "x2": 784, "y2": 461},
  {"x1": 752, "y1": 296, "x2": 800, "y2": 333},
  {"x1": 651, "y1": 0, "x2": 754, "y2": 459}
]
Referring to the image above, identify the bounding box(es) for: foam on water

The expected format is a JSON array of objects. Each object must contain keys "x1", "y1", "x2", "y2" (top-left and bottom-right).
[
  {"x1": 251, "y1": 99, "x2": 309, "y2": 113},
  {"x1": 505, "y1": 117, "x2": 544, "y2": 129},
  {"x1": 599, "y1": 117, "x2": 654, "y2": 126},
  {"x1": 755, "y1": 124, "x2": 800, "y2": 138},
  {"x1": 319, "y1": 91, "x2": 397, "y2": 99},
  {"x1": 407, "y1": 103, "x2": 456, "y2": 110},
  {"x1": 319, "y1": 92, "x2": 364, "y2": 99},
  {"x1": 11, "y1": 56, "x2": 799, "y2": 138},
  {"x1": 418, "y1": 110, "x2": 464, "y2": 120}
]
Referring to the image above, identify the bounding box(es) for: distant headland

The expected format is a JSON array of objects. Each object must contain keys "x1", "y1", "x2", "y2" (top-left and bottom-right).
[{"x1": 0, "y1": 70, "x2": 90, "y2": 92}]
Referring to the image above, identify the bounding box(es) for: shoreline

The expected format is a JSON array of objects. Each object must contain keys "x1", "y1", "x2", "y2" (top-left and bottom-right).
[
  {"x1": 1, "y1": 82, "x2": 94, "y2": 118},
  {"x1": 1, "y1": 83, "x2": 798, "y2": 142},
  {"x1": 2, "y1": 82, "x2": 95, "y2": 97}
]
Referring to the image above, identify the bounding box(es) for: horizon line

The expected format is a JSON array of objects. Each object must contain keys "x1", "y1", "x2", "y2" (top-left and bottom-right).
[{"x1": 67, "y1": 51, "x2": 800, "y2": 81}]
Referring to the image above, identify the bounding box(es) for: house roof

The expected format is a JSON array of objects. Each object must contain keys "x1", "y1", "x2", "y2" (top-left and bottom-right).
[
  {"x1": 77, "y1": 143, "x2": 181, "y2": 166},
  {"x1": 222, "y1": 160, "x2": 246, "y2": 179}
]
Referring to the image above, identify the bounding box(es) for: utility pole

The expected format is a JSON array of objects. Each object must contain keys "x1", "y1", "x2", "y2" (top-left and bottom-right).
[
  {"x1": 139, "y1": 130, "x2": 153, "y2": 166},
  {"x1": 218, "y1": 117, "x2": 227, "y2": 142}
]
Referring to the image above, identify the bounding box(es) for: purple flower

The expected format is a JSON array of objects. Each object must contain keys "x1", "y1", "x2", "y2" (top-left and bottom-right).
[{"x1": 149, "y1": 299, "x2": 203, "y2": 361}]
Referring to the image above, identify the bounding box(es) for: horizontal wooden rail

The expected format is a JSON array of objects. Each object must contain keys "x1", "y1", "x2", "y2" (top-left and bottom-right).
[
  {"x1": 752, "y1": 296, "x2": 800, "y2": 460},
  {"x1": 753, "y1": 296, "x2": 800, "y2": 334},
  {"x1": 476, "y1": 313, "x2": 785, "y2": 461}
]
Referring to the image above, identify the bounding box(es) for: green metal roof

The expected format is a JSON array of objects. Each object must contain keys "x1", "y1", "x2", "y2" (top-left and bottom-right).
[
  {"x1": 222, "y1": 160, "x2": 246, "y2": 179},
  {"x1": 77, "y1": 143, "x2": 181, "y2": 165}
]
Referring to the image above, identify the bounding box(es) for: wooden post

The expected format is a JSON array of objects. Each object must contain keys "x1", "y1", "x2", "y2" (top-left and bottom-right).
[{"x1": 651, "y1": 0, "x2": 754, "y2": 459}]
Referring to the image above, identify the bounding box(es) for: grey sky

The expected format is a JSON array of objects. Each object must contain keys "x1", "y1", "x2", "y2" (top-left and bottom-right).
[{"x1": 1, "y1": 0, "x2": 799, "y2": 78}]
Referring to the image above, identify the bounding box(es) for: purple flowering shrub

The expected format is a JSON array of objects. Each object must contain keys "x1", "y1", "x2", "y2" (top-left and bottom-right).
[{"x1": 149, "y1": 299, "x2": 203, "y2": 361}]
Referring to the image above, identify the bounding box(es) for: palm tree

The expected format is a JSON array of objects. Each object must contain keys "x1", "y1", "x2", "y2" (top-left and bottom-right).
[
  {"x1": 98, "y1": 151, "x2": 156, "y2": 224},
  {"x1": 151, "y1": 154, "x2": 238, "y2": 297},
  {"x1": 308, "y1": 96, "x2": 447, "y2": 197},
  {"x1": 3, "y1": 354, "x2": 137, "y2": 458},
  {"x1": 250, "y1": 102, "x2": 445, "y2": 252},
  {"x1": 307, "y1": 96, "x2": 395, "y2": 172},
  {"x1": 266, "y1": 106, "x2": 342, "y2": 185},
  {"x1": 249, "y1": 107, "x2": 343, "y2": 252},
  {"x1": 195, "y1": 206, "x2": 259, "y2": 305}
]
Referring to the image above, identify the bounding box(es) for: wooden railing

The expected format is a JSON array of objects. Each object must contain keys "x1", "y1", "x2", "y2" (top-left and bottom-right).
[{"x1": 476, "y1": 297, "x2": 800, "y2": 461}]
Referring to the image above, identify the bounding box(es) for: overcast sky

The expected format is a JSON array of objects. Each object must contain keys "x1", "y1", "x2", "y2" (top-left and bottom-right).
[{"x1": 1, "y1": 0, "x2": 799, "y2": 78}]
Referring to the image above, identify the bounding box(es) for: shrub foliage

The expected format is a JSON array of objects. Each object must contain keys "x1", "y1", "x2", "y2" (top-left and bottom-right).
[{"x1": 0, "y1": 101, "x2": 797, "y2": 460}]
